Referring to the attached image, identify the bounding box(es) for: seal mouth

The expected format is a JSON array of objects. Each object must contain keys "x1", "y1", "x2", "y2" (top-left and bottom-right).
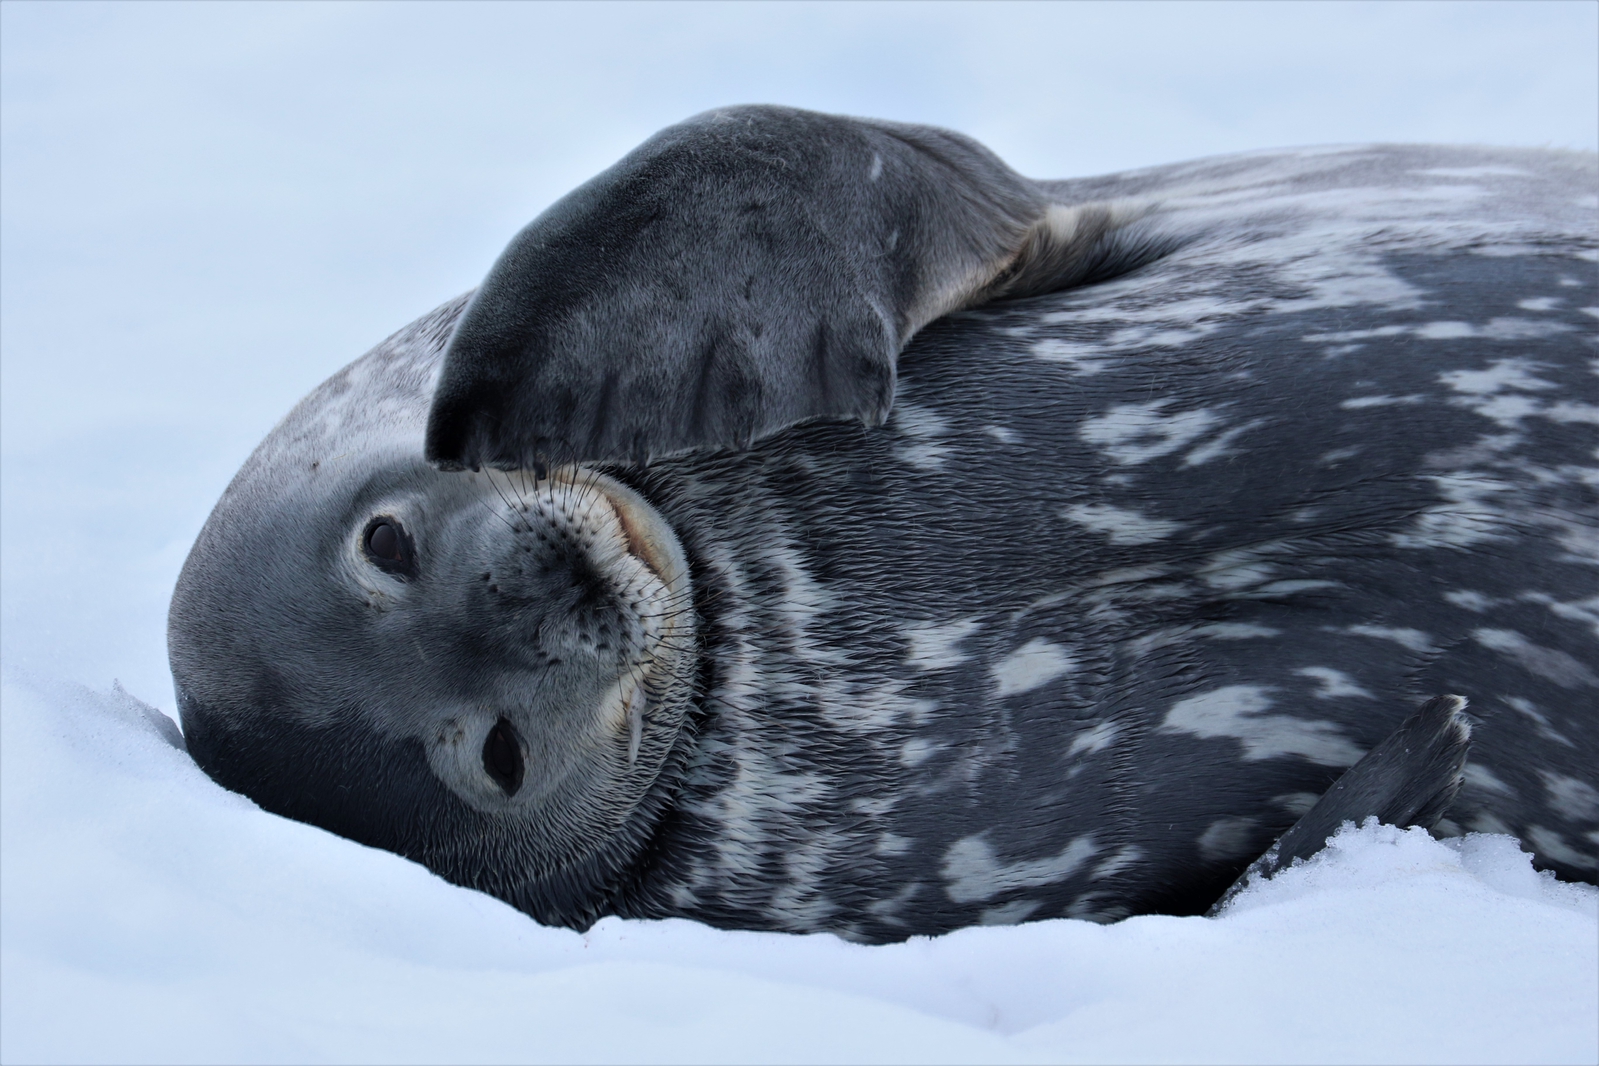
[
  {"x1": 541, "y1": 466, "x2": 686, "y2": 592},
  {"x1": 532, "y1": 466, "x2": 694, "y2": 766}
]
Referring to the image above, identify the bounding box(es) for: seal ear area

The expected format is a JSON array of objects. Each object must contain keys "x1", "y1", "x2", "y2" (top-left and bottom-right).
[
  {"x1": 425, "y1": 104, "x2": 1133, "y2": 471},
  {"x1": 1207, "y1": 694, "x2": 1473, "y2": 915},
  {"x1": 176, "y1": 688, "x2": 605, "y2": 927},
  {"x1": 177, "y1": 681, "x2": 481, "y2": 865}
]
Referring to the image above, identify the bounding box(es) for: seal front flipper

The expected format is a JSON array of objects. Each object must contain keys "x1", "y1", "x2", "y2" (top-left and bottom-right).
[
  {"x1": 425, "y1": 104, "x2": 1158, "y2": 470},
  {"x1": 1208, "y1": 695, "x2": 1473, "y2": 916}
]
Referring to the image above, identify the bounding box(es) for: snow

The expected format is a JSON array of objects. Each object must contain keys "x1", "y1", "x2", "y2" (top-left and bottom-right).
[
  {"x1": 4, "y1": 4, "x2": 1597, "y2": 1064},
  {"x1": 3, "y1": 677, "x2": 1594, "y2": 1064}
]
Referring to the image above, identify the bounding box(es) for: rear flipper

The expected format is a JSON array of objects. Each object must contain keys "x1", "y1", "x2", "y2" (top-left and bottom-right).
[{"x1": 1208, "y1": 694, "x2": 1473, "y2": 915}]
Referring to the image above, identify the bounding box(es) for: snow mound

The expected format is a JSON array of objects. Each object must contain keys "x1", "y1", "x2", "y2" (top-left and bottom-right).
[
  {"x1": 1223, "y1": 815, "x2": 1599, "y2": 918},
  {"x1": 3, "y1": 678, "x2": 1595, "y2": 1065}
]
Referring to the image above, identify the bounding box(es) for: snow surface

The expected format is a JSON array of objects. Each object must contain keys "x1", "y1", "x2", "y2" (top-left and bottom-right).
[
  {"x1": 4, "y1": 4, "x2": 1598, "y2": 1064},
  {"x1": 3, "y1": 677, "x2": 1595, "y2": 1064}
]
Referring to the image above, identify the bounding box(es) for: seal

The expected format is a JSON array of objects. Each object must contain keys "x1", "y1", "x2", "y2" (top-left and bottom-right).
[{"x1": 170, "y1": 106, "x2": 1599, "y2": 942}]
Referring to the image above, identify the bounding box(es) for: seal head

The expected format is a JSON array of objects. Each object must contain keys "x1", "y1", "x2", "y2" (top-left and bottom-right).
[{"x1": 171, "y1": 333, "x2": 695, "y2": 926}]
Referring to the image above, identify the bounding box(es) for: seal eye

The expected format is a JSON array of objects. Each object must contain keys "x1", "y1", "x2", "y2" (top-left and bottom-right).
[
  {"x1": 362, "y1": 517, "x2": 416, "y2": 578},
  {"x1": 368, "y1": 521, "x2": 401, "y2": 560},
  {"x1": 483, "y1": 718, "x2": 525, "y2": 797}
]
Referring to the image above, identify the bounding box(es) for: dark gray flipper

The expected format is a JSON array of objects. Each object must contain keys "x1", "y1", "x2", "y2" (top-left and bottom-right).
[
  {"x1": 425, "y1": 104, "x2": 1164, "y2": 471},
  {"x1": 1208, "y1": 695, "x2": 1473, "y2": 915}
]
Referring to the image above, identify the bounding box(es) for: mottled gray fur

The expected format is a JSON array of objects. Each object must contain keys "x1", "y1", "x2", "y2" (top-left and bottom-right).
[{"x1": 171, "y1": 107, "x2": 1598, "y2": 942}]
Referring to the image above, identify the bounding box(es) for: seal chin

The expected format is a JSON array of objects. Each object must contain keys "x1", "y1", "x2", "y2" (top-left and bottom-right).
[{"x1": 570, "y1": 469, "x2": 693, "y2": 764}]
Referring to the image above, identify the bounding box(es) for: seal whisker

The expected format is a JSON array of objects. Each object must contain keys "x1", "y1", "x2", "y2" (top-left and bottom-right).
[
  {"x1": 483, "y1": 469, "x2": 530, "y2": 530},
  {"x1": 474, "y1": 490, "x2": 524, "y2": 538}
]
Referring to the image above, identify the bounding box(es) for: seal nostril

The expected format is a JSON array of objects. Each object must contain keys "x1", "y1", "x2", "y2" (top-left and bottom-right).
[{"x1": 482, "y1": 717, "x2": 524, "y2": 796}]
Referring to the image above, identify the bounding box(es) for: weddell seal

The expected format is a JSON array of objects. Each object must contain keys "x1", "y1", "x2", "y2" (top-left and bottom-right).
[{"x1": 169, "y1": 106, "x2": 1599, "y2": 941}]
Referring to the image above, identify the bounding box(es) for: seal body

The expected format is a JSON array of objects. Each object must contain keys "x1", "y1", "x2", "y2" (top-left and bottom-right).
[
  {"x1": 171, "y1": 113, "x2": 1598, "y2": 942},
  {"x1": 623, "y1": 239, "x2": 1599, "y2": 937}
]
